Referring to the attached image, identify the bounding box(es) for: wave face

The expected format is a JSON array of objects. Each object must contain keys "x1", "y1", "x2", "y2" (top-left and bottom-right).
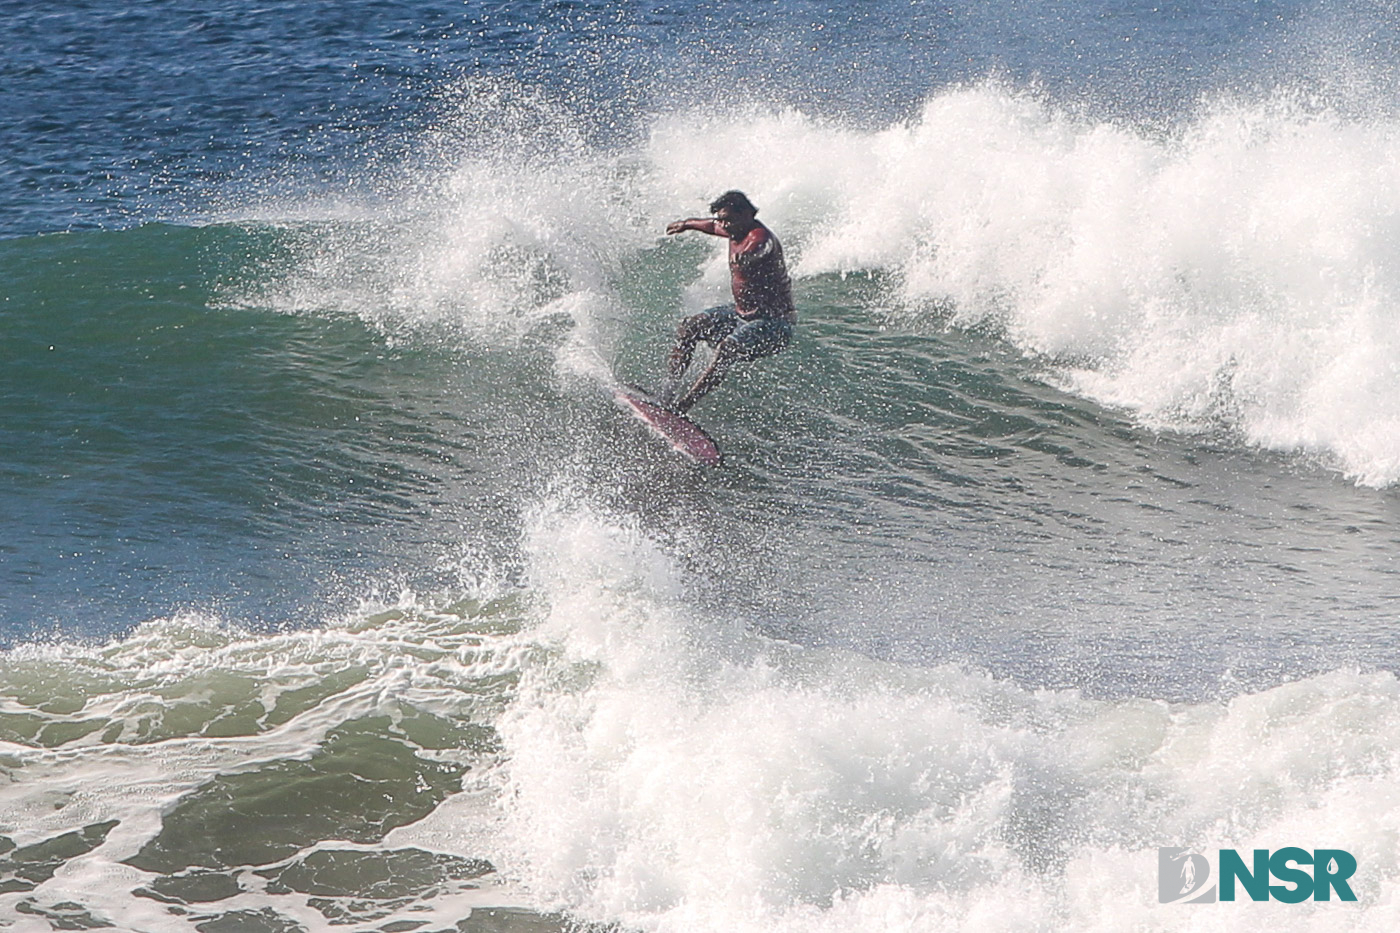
[
  {"x1": 644, "y1": 88, "x2": 1400, "y2": 487},
  {"x1": 5, "y1": 0, "x2": 1400, "y2": 930},
  {"x1": 214, "y1": 75, "x2": 1400, "y2": 488}
]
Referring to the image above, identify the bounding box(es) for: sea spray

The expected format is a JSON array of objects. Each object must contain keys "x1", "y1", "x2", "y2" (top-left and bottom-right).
[
  {"x1": 494, "y1": 502, "x2": 1400, "y2": 932},
  {"x1": 648, "y1": 86, "x2": 1400, "y2": 485},
  {"x1": 0, "y1": 503, "x2": 1396, "y2": 930},
  {"x1": 227, "y1": 80, "x2": 1400, "y2": 485}
]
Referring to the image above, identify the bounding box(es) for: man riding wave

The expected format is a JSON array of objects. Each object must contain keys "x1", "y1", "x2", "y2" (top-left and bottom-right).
[{"x1": 662, "y1": 190, "x2": 795, "y2": 413}]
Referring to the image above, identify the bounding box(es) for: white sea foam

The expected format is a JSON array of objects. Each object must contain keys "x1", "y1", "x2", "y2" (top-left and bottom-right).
[
  {"x1": 647, "y1": 87, "x2": 1400, "y2": 486},
  {"x1": 228, "y1": 78, "x2": 1400, "y2": 485},
  {"x1": 494, "y1": 501, "x2": 1400, "y2": 932},
  {"x1": 0, "y1": 605, "x2": 527, "y2": 931},
  {"x1": 2, "y1": 508, "x2": 1397, "y2": 931}
]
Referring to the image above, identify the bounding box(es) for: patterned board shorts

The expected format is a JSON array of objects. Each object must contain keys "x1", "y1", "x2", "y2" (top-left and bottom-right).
[{"x1": 689, "y1": 305, "x2": 793, "y2": 360}]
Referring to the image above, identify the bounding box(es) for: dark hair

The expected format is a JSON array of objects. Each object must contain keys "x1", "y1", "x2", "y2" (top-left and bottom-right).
[{"x1": 709, "y1": 190, "x2": 757, "y2": 217}]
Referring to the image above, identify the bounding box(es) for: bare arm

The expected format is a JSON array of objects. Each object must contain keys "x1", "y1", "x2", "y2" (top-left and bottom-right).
[{"x1": 666, "y1": 217, "x2": 727, "y2": 236}]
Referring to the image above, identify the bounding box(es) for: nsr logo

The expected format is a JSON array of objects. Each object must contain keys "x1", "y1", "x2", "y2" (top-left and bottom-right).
[{"x1": 1159, "y1": 847, "x2": 1358, "y2": 904}]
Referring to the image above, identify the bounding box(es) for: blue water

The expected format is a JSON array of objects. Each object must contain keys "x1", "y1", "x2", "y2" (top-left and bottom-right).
[
  {"x1": 4, "y1": 0, "x2": 1340, "y2": 236},
  {"x1": 4, "y1": 2, "x2": 1400, "y2": 931}
]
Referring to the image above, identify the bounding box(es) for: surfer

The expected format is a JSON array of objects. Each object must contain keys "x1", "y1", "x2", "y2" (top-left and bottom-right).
[{"x1": 662, "y1": 190, "x2": 795, "y2": 413}]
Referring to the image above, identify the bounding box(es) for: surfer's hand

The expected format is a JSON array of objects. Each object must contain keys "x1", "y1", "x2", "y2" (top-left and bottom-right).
[{"x1": 666, "y1": 220, "x2": 688, "y2": 235}]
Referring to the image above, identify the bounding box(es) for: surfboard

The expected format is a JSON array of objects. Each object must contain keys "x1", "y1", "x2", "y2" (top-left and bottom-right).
[{"x1": 612, "y1": 386, "x2": 722, "y2": 466}]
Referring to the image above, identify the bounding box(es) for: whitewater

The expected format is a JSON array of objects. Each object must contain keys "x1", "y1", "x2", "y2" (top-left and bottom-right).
[
  {"x1": 3, "y1": 501, "x2": 1397, "y2": 931},
  {"x1": 238, "y1": 80, "x2": 1400, "y2": 487},
  {"x1": 3, "y1": 1, "x2": 1400, "y2": 931}
]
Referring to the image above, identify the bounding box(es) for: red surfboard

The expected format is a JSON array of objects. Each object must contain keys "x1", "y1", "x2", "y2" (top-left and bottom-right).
[{"x1": 613, "y1": 387, "x2": 722, "y2": 466}]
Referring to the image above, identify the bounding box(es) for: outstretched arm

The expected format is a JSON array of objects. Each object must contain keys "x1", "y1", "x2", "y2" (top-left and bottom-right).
[{"x1": 666, "y1": 217, "x2": 727, "y2": 236}]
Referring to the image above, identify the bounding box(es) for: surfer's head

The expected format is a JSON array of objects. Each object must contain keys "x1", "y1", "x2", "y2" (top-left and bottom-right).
[
  {"x1": 710, "y1": 190, "x2": 759, "y2": 238},
  {"x1": 709, "y1": 190, "x2": 757, "y2": 219}
]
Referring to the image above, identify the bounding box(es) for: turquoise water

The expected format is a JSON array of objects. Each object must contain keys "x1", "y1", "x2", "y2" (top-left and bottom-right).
[{"x1": 4, "y1": 1, "x2": 1400, "y2": 931}]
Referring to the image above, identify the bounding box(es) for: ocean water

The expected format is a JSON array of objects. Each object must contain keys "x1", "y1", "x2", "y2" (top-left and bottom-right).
[{"x1": 4, "y1": 1, "x2": 1400, "y2": 930}]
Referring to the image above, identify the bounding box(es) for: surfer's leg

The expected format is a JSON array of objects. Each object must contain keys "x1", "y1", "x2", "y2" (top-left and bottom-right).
[
  {"x1": 674, "y1": 339, "x2": 740, "y2": 413},
  {"x1": 670, "y1": 308, "x2": 736, "y2": 374},
  {"x1": 727, "y1": 316, "x2": 792, "y2": 361},
  {"x1": 668, "y1": 314, "x2": 705, "y2": 377},
  {"x1": 672, "y1": 317, "x2": 792, "y2": 412},
  {"x1": 664, "y1": 315, "x2": 706, "y2": 405},
  {"x1": 665, "y1": 307, "x2": 739, "y2": 405}
]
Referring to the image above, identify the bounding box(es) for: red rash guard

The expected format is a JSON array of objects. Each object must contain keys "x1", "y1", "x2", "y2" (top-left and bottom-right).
[{"x1": 689, "y1": 219, "x2": 796, "y2": 323}]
